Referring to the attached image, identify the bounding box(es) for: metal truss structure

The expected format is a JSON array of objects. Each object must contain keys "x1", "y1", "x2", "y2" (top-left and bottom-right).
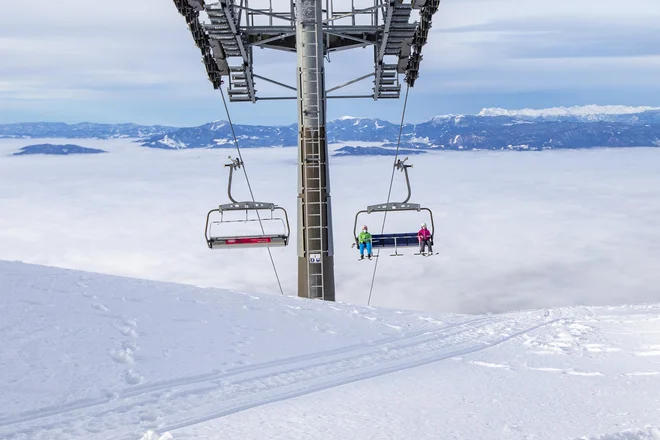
[
  {"x1": 173, "y1": 0, "x2": 442, "y2": 301},
  {"x1": 173, "y1": 0, "x2": 441, "y2": 102}
]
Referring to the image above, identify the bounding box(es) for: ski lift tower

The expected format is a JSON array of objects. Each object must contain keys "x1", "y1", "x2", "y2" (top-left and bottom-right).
[{"x1": 173, "y1": 0, "x2": 442, "y2": 301}]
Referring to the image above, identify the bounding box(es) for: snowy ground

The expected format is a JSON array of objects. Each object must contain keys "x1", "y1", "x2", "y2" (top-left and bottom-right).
[
  {"x1": 1, "y1": 138, "x2": 660, "y2": 314},
  {"x1": 1, "y1": 260, "x2": 660, "y2": 440}
]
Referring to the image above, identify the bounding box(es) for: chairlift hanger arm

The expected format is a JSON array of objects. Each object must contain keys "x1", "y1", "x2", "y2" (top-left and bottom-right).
[
  {"x1": 395, "y1": 157, "x2": 413, "y2": 204},
  {"x1": 225, "y1": 156, "x2": 242, "y2": 203}
]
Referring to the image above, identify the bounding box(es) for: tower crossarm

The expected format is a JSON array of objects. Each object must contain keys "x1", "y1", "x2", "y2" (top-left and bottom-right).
[
  {"x1": 242, "y1": 27, "x2": 297, "y2": 52},
  {"x1": 173, "y1": 0, "x2": 228, "y2": 89},
  {"x1": 405, "y1": 0, "x2": 442, "y2": 86},
  {"x1": 173, "y1": 0, "x2": 443, "y2": 99},
  {"x1": 371, "y1": 0, "x2": 416, "y2": 100},
  {"x1": 203, "y1": 1, "x2": 258, "y2": 102}
]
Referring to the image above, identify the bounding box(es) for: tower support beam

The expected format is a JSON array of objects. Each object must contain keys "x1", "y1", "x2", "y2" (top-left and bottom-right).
[{"x1": 296, "y1": 0, "x2": 335, "y2": 301}]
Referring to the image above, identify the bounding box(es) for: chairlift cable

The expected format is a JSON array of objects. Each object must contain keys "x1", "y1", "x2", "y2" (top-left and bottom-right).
[
  {"x1": 367, "y1": 82, "x2": 411, "y2": 306},
  {"x1": 219, "y1": 88, "x2": 285, "y2": 296}
]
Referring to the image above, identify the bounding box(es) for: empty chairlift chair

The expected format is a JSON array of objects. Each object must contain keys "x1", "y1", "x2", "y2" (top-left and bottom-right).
[
  {"x1": 353, "y1": 158, "x2": 434, "y2": 256},
  {"x1": 205, "y1": 157, "x2": 290, "y2": 249}
]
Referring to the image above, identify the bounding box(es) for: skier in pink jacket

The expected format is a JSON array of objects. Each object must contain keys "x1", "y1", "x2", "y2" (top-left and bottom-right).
[{"x1": 417, "y1": 222, "x2": 433, "y2": 254}]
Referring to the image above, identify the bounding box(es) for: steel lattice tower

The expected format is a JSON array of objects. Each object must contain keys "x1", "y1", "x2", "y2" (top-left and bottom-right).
[{"x1": 173, "y1": 0, "x2": 442, "y2": 301}]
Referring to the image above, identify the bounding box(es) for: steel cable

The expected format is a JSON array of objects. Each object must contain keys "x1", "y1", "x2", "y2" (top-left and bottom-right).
[
  {"x1": 367, "y1": 82, "x2": 411, "y2": 306},
  {"x1": 219, "y1": 88, "x2": 285, "y2": 296}
]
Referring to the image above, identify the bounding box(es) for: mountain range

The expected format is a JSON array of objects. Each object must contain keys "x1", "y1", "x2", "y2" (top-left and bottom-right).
[
  {"x1": 0, "y1": 122, "x2": 176, "y2": 139},
  {"x1": 12, "y1": 144, "x2": 107, "y2": 156},
  {"x1": 2, "y1": 106, "x2": 659, "y2": 152}
]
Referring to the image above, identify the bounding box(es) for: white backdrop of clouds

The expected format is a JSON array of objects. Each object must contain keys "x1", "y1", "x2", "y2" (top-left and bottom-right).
[
  {"x1": 1, "y1": 141, "x2": 660, "y2": 314},
  {"x1": 1, "y1": 0, "x2": 659, "y2": 125}
]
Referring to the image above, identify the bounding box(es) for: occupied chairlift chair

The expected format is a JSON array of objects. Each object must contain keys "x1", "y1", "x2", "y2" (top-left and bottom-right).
[
  {"x1": 353, "y1": 158, "x2": 434, "y2": 256},
  {"x1": 205, "y1": 157, "x2": 290, "y2": 249}
]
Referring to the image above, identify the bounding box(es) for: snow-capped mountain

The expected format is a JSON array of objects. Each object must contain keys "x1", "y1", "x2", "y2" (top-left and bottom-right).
[
  {"x1": 478, "y1": 105, "x2": 660, "y2": 122},
  {"x1": 326, "y1": 117, "x2": 403, "y2": 142},
  {"x1": 139, "y1": 109, "x2": 660, "y2": 151},
  {"x1": 140, "y1": 121, "x2": 298, "y2": 149},
  {"x1": 2, "y1": 106, "x2": 659, "y2": 151},
  {"x1": 401, "y1": 114, "x2": 660, "y2": 150}
]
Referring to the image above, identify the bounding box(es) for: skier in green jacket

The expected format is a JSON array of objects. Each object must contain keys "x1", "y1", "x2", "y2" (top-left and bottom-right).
[{"x1": 357, "y1": 225, "x2": 373, "y2": 260}]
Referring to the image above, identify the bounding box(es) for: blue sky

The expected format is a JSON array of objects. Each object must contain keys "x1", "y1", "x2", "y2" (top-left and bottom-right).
[{"x1": 1, "y1": 0, "x2": 659, "y2": 126}]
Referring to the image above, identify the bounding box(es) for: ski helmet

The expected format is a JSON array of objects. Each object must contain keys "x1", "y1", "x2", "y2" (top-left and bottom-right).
[{"x1": 421, "y1": 222, "x2": 427, "y2": 228}]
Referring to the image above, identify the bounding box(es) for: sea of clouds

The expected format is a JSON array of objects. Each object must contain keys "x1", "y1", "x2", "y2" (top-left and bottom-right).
[{"x1": 1, "y1": 138, "x2": 659, "y2": 314}]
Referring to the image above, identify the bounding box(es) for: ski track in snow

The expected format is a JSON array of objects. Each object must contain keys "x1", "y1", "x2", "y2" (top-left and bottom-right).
[
  {"x1": 4, "y1": 260, "x2": 659, "y2": 439},
  {"x1": 0, "y1": 316, "x2": 488, "y2": 430},
  {"x1": 79, "y1": 279, "x2": 145, "y2": 385},
  {"x1": 0, "y1": 311, "x2": 563, "y2": 440}
]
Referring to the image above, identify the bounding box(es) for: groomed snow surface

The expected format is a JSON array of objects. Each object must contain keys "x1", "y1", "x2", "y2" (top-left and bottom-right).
[{"x1": 2, "y1": 260, "x2": 660, "y2": 440}]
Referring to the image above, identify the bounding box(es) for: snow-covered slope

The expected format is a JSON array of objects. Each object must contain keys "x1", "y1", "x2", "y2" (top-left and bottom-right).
[{"x1": 2, "y1": 260, "x2": 660, "y2": 440}]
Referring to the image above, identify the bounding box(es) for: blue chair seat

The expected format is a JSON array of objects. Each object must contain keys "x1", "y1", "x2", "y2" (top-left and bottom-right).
[{"x1": 371, "y1": 233, "x2": 420, "y2": 248}]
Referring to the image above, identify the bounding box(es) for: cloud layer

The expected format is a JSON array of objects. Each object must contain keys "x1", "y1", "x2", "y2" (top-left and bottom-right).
[{"x1": 1, "y1": 139, "x2": 659, "y2": 315}]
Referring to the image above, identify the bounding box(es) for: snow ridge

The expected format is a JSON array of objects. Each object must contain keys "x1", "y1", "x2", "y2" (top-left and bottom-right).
[{"x1": 479, "y1": 105, "x2": 660, "y2": 118}]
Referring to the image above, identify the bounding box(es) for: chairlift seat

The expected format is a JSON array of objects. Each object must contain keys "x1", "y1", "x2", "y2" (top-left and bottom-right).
[
  {"x1": 370, "y1": 232, "x2": 422, "y2": 248},
  {"x1": 352, "y1": 158, "x2": 436, "y2": 256},
  {"x1": 207, "y1": 234, "x2": 288, "y2": 249}
]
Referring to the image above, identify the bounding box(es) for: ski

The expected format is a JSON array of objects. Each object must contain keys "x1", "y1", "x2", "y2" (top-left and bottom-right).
[{"x1": 358, "y1": 255, "x2": 378, "y2": 261}]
